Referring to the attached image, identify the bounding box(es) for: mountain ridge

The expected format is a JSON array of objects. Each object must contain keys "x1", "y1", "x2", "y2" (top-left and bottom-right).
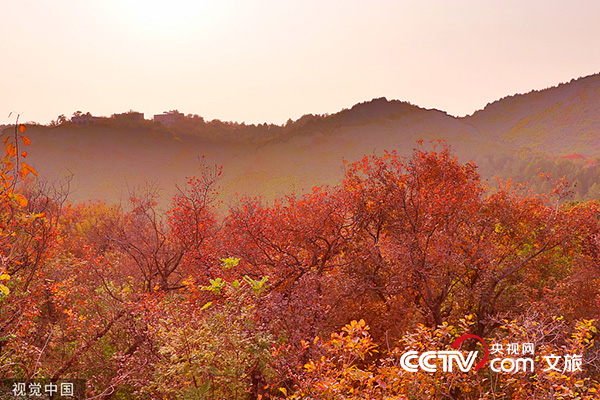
[{"x1": 5, "y1": 72, "x2": 600, "y2": 206}]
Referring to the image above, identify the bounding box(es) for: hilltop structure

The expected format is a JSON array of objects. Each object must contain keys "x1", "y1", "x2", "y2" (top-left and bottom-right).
[
  {"x1": 71, "y1": 114, "x2": 104, "y2": 126},
  {"x1": 113, "y1": 111, "x2": 145, "y2": 122},
  {"x1": 153, "y1": 111, "x2": 183, "y2": 127}
]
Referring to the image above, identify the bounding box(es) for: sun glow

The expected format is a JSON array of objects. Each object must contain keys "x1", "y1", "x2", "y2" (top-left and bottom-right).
[{"x1": 111, "y1": 0, "x2": 220, "y2": 38}]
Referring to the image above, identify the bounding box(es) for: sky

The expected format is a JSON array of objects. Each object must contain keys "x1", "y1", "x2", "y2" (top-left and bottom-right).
[{"x1": 2, "y1": 0, "x2": 600, "y2": 126}]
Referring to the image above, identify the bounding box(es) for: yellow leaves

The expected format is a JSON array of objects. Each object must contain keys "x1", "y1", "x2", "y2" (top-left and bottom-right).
[
  {"x1": 342, "y1": 318, "x2": 369, "y2": 334},
  {"x1": 244, "y1": 275, "x2": 269, "y2": 295},
  {"x1": 181, "y1": 276, "x2": 196, "y2": 287},
  {"x1": 303, "y1": 361, "x2": 316, "y2": 373},
  {"x1": 0, "y1": 284, "x2": 9, "y2": 295},
  {"x1": 221, "y1": 257, "x2": 240, "y2": 269},
  {"x1": 201, "y1": 277, "x2": 225, "y2": 294},
  {"x1": 21, "y1": 212, "x2": 46, "y2": 223},
  {"x1": 13, "y1": 193, "x2": 27, "y2": 207},
  {"x1": 20, "y1": 135, "x2": 31, "y2": 146},
  {"x1": 0, "y1": 273, "x2": 9, "y2": 295}
]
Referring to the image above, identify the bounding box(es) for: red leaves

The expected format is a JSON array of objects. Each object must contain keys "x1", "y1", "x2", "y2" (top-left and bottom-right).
[
  {"x1": 5, "y1": 141, "x2": 16, "y2": 157},
  {"x1": 1, "y1": 121, "x2": 35, "y2": 196},
  {"x1": 20, "y1": 162, "x2": 37, "y2": 178},
  {"x1": 2, "y1": 130, "x2": 599, "y2": 397}
]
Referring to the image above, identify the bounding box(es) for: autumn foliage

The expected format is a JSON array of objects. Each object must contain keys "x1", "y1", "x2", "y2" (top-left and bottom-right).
[{"x1": 1, "y1": 132, "x2": 599, "y2": 399}]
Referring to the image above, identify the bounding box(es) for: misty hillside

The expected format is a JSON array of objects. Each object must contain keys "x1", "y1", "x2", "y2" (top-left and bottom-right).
[
  {"x1": 6, "y1": 72, "x2": 600, "y2": 207},
  {"x1": 467, "y1": 73, "x2": 600, "y2": 157}
]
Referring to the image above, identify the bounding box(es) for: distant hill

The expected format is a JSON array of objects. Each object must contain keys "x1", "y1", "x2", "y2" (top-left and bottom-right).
[
  {"x1": 7, "y1": 72, "x2": 600, "y2": 208},
  {"x1": 467, "y1": 73, "x2": 600, "y2": 157}
]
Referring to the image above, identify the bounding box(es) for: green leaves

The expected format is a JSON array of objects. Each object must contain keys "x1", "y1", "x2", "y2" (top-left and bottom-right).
[
  {"x1": 152, "y1": 269, "x2": 275, "y2": 399},
  {"x1": 202, "y1": 274, "x2": 269, "y2": 296},
  {"x1": 243, "y1": 276, "x2": 269, "y2": 296},
  {"x1": 202, "y1": 277, "x2": 225, "y2": 294},
  {"x1": 221, "y1": 257, "x2": 240, "y2": 269}
]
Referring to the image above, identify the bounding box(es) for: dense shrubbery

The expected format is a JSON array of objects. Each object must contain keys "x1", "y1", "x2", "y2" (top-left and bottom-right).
[{"x1": 1, "y1": 131, "x2": 599, "y2": 399}]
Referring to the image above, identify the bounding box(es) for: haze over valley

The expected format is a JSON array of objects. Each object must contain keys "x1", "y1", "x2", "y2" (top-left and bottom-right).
[{"x1": 7, "y1": 72, "x2": 600, "y2": 207}]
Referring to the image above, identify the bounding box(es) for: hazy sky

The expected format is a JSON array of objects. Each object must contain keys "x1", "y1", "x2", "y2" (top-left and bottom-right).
[{"x1": 2, "y1": 0, "x2": 599, "y2": 125}]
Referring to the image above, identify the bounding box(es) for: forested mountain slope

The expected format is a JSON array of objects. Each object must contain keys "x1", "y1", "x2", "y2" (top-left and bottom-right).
[{"x1": 8, "y1": 73, "x2": 600, "y2": 205}]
